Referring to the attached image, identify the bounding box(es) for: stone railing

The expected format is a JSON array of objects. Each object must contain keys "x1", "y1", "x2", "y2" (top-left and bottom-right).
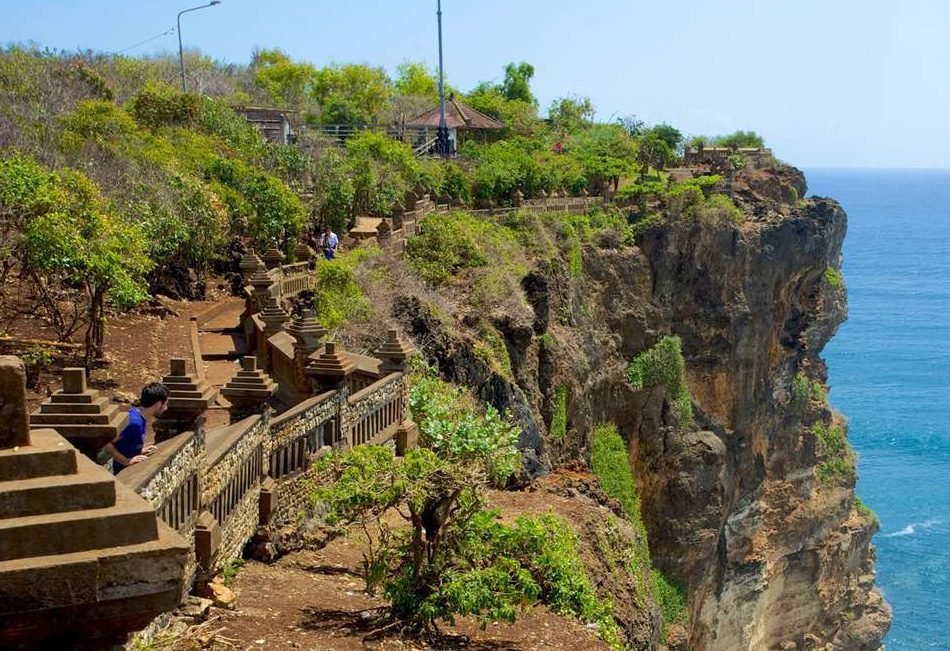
[
  {"x1": 345, "y1": 372, "x2": 406, "y2": 448},
  {"x1": 267, "y1": 390, "x2": 337, "y2": 479},
  {"x1": 119, "y1": 429, "x2": 203, "y2": 594},
  {"x1": 197, "y1": 414, "x2": 267, "y2": 573},
  {"x1": 277, "y1": 261, "x2": 313, "y2": 298}
]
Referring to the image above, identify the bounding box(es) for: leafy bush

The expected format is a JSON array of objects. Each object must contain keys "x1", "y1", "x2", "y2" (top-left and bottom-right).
[
  {"x1": 209, "y1": 157, "x2": 304, "y2": 249},
  {"x1": 824, "y1": 266, "x2": 844, "y2": 290},
  {"x1": 406, "y1": 211, "x2": 520, "y2": 284},
  {"x1": 345, "y1": 131, "x2": 419, "y2": 216},
  {"x1": 311, "y1": 246, "x2": 377, "y2": 330},
  {"x1": 813, "y1": 421, "x2": 856, "y2": 487},
  {"x1": 696, "y1": 194, "x2": 743, "y2": 225},
  {"x1": 626, "y1": 336, "x2": 692, "y2": 427},
  {"x1": 551, "y1": 386, "x2": 568, "y2": 439},
  {"x1": 315, "y1": 443, "x2": 621, "y2": 647},
  {"x1": 591, "y1": 423, "x2": 639, "y2": 521},
  {"x1": 313, "y1": 148, "x2": 355, "y2": 232},
  {"x1": 128, "y1": 82, "x2": 200, "y2": 130},
  {"x1": 473, "y1": 325, "x2": 513, "y2": 379},
  {"x1": 408, "y1": 370, "x2": 520, "y2": 485},
  {"x1": 590, "y1": 423, "x2": 688, "y2": 641}
]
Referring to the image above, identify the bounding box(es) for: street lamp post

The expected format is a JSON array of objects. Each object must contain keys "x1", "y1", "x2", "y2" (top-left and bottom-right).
[
  {"x1": 177, "y1": 1, "x2": 221, "y2": 93},
  {"x1": 436, "y1": 0, "x2": 449, "y2": 158}
]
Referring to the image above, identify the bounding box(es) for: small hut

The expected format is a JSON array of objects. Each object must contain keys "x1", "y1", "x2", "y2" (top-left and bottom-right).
[{"x1": 404, "y1": 95, "x2": 504, "y2": 154}]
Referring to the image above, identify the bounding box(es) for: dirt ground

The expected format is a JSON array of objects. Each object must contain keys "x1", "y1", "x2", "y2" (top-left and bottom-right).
[
  {"x1": 214, "y1": 474, "x2": 610, "y2": 651},
  {"x1": 0, "y1": 275, "x2": 231, "y2": 411}
]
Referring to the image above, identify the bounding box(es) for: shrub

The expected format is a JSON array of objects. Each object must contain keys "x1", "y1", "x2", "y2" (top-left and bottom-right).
[
  {"x1": 696, "y1": 193, "x2": 743, "y2": 225},
  {"x1": 824, "y1": 266, "x2": 844, "y2": 290},
  {"x1": 854, "y1": 496, "x2": 879, "y2": 524},
  {"x1": 551, "y1": 386, "x2": 568, "y2": 439},
  {"x1": 813, "y1": 421, "x2": 856, "y2": 487},
  {"x1": 314, "y1": 439, "x2": 621, "y2": 645},
  {"x1": 473, "y1": 325, "x2": 513, "y2": 379},
  {"x1": 626, "y1": 336, "x2": 692, "y2": 427},
  {"x1": 591, "y1": 423, "x2": 639, "y2": 520},
  {"x1": 408, "y1": 370, "x2": 520, "y2": 485},
  {"x1": 590, "y1": 423, "x2": 688, "y2": 641},
  {"x1": 406, "y1": 211, "x2": 526, "y2": 284},
  {"x1": 128, "y1": 82, "x2": 200, "y2": 129},
  {"x1": 311, "y1": 246, "x2": 377, "y2": 330}
]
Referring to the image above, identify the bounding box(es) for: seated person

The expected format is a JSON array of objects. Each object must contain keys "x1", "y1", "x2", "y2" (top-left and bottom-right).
[{"x1": 104, "y1": 382, "x2": 169, "y2": 474}]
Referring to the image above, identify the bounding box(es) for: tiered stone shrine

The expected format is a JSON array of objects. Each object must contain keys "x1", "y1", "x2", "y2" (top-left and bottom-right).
[
  {"x1": 375, "y1": 329, "x2": 415, "y2": 373},
  {"x1": 221, "y1": 356, "x2": 278, "y2": 422},
  {"x1": 0, "y1": 357, "x2": 188, "y2": 649},
  {"x1": 262, "y1": 247, "x2": 285, "y2": 269},
  {"x1": 260, "y1": 296, "x2": 289, "y2": 335},
  {"x1": 156, "y1": 358, "x2": 216, "y2": 440},
  {"x1": 306, "y1": 342, "x2": 355, "y2": 391},
  {"x1": 29, "y1": 367, "x2": 128, "y2": 460},
  {"x1": 294, "y1": 241, "x2": 315, "y2": 262},
  {"x1": 239, "y1": 251, "x2": 265, "y2": 279}
]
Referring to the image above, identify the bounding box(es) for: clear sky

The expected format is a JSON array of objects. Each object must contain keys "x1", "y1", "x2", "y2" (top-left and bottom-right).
[{"x1": 2, "y1": 0, "x2": 948, "y2": 168}]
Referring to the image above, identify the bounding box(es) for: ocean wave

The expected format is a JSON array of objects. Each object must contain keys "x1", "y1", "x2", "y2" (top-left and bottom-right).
[{"x1": 881, "y1": 519, "x2": 941, "y2": 538}]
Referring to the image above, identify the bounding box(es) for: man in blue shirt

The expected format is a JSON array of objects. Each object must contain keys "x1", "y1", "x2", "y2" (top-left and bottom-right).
[
  {"x1": 104, "y1": 382, "x2": 169, "y2": 474},
  {"x1": 321, "y1": 225, "x2": 339, "y2": 260}
]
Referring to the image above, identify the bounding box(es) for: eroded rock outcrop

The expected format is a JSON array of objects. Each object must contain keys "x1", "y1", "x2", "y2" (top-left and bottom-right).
[{"x1": 395, "y1": 165, "x2": 890, "y2": 650}]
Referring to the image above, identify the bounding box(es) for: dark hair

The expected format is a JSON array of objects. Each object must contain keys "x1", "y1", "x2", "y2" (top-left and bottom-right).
[{"x1": 140, "y1": 382, "x2": 169, "y2": 408}]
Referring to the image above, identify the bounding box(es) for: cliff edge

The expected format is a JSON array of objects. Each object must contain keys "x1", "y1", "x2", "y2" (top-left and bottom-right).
[{"x1": 378, "y1": 162, "x2": 891, "y2": 650}]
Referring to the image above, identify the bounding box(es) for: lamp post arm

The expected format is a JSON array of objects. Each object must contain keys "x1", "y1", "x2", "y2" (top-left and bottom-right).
[{"x1": 176, "y1": 1, "x2": 221, "y2": 93}]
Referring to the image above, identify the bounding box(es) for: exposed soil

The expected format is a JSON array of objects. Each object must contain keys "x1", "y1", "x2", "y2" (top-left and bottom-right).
[
  {"x1": 0, "y1": 274, "x2": 233, "y2": 412},
  {"x1": 214, "y1": 473, "x2": 612, "y2": 651}
]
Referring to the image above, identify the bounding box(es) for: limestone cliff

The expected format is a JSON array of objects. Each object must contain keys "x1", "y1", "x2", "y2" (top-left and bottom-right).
[{"x1": 391, "y1": 164, "x2": 891, "y2": 650}]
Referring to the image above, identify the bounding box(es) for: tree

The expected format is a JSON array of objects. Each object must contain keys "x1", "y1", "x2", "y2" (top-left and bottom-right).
[
  {"x1": 394, "y1": 61, "x2": 439, "y2": 100},
  {"x1": 344, "y1": 131, "x2": 419, "y2": 217},
  {"x1": 548, "y1": 95, "x2": 594, "y2": 134},
  {"x1": 500, "y1": 61, "x2": 536, "y2": 105},
  {"x1": 712, "y1": 130, "x2": 765, "y2": 149},
  {"x1": 636, "y1": 133, "x2": 673, "y2": 179},
  {"x1": 311, "y1": 64, "x2": 392, "y2": 125},
  {"x1": 311, "y1": 372, "x2": 622, "y2": 645},
  {"x1": 567, "y1": 124, "x2": 638, "y2": 194},
  {"x1": 644, "y1": 123, "x2": 682, "y2": 152},
  {"x1": 250, "y1": 48, "x2": 316, "y2": 107},
  {"x1": 17, "y1": 165, "x2": 151, "y2": 363},
  {"x1": 465, "y1": 84, "x2": 539, "y2": 137}
]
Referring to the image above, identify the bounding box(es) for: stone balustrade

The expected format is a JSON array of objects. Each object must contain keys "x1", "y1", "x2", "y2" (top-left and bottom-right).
[{"x1": 345, "y1": 372, "x2": 406, "y2": 448}]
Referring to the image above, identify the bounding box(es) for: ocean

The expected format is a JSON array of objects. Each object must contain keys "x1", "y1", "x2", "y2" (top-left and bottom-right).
[{"x1": 808, "y1": 169, "x2": 950, "y2": 650}]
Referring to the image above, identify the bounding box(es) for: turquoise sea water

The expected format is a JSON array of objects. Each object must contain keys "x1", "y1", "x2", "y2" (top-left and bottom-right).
[{"x1": 808, "y1": 169, "x2": 950, "y2": 650}]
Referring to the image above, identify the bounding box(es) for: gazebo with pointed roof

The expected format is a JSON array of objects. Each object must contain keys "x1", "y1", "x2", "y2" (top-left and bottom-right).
[{"x1": 405, "y1": 95, "x2": 504, "y2": 150}]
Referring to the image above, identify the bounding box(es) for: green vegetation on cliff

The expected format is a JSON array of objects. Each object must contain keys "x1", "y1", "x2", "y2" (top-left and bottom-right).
[
  {"x1": 591, "y1": 423, "x2": 688, "y2": 639},
  {"x1": 626, "y1": 336, "x2": 693, "y2": 427}
]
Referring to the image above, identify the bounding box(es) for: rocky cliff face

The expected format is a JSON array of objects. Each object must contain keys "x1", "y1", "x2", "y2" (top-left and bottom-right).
[{"x1": 394, "y1": 165, "x2": 891, "y2": 650}]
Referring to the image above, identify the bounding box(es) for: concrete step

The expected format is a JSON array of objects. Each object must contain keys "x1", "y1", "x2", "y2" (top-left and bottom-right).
[
  {"x1": 0, "y1": 429, "x2": 78, "y2": 482},
  {"x1": 30, "y1": 410, "x2": 121, "y2": 426},
  {"x1": 0, "y1": 520, "x2": 189, "y2": 614},
  {"x1": 0, "y1": 453, "x2": 116, "y2": 519},
  {"x1": 199, "y1": 333, "x2": 245, "y2": 361},
  {"x1": 34, "y1": 396, "x2": 113, "y2": 414},
  {"x1": 0, "y1": 486, "x2": 159, "y2": 562}
]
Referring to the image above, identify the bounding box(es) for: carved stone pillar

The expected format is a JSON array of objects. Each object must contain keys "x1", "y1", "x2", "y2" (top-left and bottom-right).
[
  {"x1": 155, "y1": 358, "x2": 217, "y2": 442},
  {"x1": 220, "y1": 356, "x2": 277, "y2": 423},
  {"x1": 29, "y1": 367, "x2": 127, "y2": 460}
]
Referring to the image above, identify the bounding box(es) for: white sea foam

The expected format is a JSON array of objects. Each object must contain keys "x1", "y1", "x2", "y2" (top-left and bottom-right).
[{"x1": 881, "y1": 519, "x2": 941, "y2": 538}]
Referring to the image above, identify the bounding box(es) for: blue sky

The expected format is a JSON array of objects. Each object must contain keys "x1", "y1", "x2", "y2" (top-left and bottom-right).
[{"x1": 2, "y1": 0, "x2": 948, "y2": 168}]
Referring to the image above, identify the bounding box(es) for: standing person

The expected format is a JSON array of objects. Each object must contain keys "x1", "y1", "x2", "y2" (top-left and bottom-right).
[
  {"x1": 322, "y1": 224, "x2": 339, "y2": 260},
  {"x1": 104, "y1": 382, "x2": 169, "y2": 474}
]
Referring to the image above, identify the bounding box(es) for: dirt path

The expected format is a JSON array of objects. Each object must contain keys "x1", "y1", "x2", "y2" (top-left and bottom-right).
[{"x1": 215, "y1": 475, "x2": 610, "y2": 651}]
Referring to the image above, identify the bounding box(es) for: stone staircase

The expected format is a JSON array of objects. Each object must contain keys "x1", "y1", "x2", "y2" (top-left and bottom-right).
[{"x1": 0, "y1": 358, "x2": 190, "y2": 649}]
